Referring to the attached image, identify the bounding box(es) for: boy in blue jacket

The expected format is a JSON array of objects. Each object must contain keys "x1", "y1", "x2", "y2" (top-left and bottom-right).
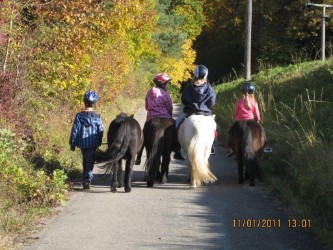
[{"x1": 69, "y1": 91, "x2": 104, "y2": 189}]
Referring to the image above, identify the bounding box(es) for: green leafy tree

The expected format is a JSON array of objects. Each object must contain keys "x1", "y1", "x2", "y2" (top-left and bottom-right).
[{"x1": 154, "y1": 0, "x2": 205, "y2": 83}]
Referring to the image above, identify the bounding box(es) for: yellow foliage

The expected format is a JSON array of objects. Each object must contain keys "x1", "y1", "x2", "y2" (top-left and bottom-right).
[
  {"x1": 25, "y1": 0, "x2": 158, "y2": 105},
  {"x1": 163, "y1": 40, "x2": 196, "y2": 85}
]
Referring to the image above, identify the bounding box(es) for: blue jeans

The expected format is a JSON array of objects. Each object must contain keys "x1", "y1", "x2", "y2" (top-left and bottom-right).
[
  {"x1": 80, "y1": 148, "x2": 96, "y2": 182},
  {"x1": 175, "y1": 112, "x2": 187, "y2": 128}
]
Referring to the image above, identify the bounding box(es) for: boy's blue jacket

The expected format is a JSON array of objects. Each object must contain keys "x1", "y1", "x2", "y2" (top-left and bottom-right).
[
  {"x1": 181, "y1": 82, "x2": 216, "y2": 115},
  {"x1": 69, "y1": 111, "x2": 104, "y2": 150}
]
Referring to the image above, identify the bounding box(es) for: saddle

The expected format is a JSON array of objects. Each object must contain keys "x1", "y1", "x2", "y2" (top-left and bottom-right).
[{"x1": 174, "y1": 113, "x2": 218, "y2": 144}]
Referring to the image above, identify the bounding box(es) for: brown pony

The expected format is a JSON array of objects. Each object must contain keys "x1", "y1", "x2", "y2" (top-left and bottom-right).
[
  {"x1": 228, "y1": 120, "x2": 265, "y2": 186},
  {"x1": 143, "y1": 117, "x2": 175, "y2": 187}
]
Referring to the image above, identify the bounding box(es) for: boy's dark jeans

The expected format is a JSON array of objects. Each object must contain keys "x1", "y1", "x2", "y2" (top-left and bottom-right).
[{"x1": 81, "y1": 148, "x2": 97, "y2": 183}]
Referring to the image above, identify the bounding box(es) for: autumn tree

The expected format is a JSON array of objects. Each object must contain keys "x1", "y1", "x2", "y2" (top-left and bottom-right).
[{"x1": 23, "y1": 0, "x2": 158, "y2": 105}]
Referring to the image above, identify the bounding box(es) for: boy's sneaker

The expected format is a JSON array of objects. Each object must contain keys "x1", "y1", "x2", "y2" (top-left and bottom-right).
[
  {"x1": 82, "y1": 183, "x2": 90, "y2": 190},
  {"x1": 82, "y1": 179, "x2": 91, "y2": 190},
  {"x1": 263, "y1": 146, "x2": 273, "y2": 153}
]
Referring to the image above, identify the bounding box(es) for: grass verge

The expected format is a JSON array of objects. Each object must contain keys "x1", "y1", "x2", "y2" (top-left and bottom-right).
[{"x1": 214, "y1": 58, "x2": 333, "y2": 248}]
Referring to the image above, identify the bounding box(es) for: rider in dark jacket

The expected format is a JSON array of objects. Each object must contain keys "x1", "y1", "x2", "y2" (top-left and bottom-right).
[
  {"x1": 181, "y1": 80, "x2": 216, "y2": 116},
  {"x1": 176, "y1": 64, "x2": 216, "y2": 126},
  {"x1": 174, "y1": 65, "x2": 216, "y2": 159}
]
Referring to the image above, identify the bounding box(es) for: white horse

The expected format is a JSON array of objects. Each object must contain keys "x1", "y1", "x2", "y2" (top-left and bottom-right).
[{"x1": 178, "y1": 115, "x2": 217, "y2": 188}]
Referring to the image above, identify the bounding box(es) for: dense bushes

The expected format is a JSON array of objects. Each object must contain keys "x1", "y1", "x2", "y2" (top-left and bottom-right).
[{"x1": 0, "y1": 128, "x2": 68, "y2": 240}]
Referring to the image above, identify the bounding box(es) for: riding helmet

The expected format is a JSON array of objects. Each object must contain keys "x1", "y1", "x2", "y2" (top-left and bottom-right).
[
  {"x1": 194, "y1": 64, "x2": 208, "y2": 79},
  {"x1": 83, "y1": 90, "x2": 99, "y2": 105},
  {"x1": 153, "y1": 73, "x2": 172, "y2": 86},
  {"x1": 242, "y1": 81, "x2": 256, "y2": 94}
]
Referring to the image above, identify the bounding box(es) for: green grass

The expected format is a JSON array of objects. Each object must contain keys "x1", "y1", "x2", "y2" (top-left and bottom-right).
[{"x1": 213, "y1": 58, "x2": 333, "y2": 248}]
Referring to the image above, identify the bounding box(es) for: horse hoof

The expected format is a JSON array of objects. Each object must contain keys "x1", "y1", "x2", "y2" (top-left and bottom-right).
[
  {"x1": 110, "y1": 187, "x2": 117, "y2": 192},
  {"x1": 125, "y1": 187, "x2": 131, "y2": 193},
  {"x1": 249, "y1": 182, "x2": 255, "y2": 187},
  {"x1": 135, "y1": 160, "x2": 141, "y2": 165},
  {"x1": 160, "y1": 176, "x2": 167, "y2": 184},
  {"x1": 147, "y1": 182, "x2": 154, "y2": 188}
]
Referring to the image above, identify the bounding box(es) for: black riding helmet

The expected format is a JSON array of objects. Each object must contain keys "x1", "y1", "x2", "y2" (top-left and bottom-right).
[
  {"x1": 242, "y1": 81, "x2": 256, "y2": 94},
  {"x1": 194, "y1": 65, "x2": 208, "y2": 80}
]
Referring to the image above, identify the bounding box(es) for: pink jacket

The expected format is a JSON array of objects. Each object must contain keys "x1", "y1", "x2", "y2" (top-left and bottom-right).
[
  {"x1": 234, "y1": 97, "x2": 261, "y2": 122},
  {"x1": 145, "y1": 87, "x2": 173, "y2": 121}
]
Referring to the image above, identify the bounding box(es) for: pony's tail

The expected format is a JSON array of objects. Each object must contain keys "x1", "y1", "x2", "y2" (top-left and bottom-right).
[
  {"x1": 144, "y1": 125, "x2": 164, "y2": 176},
  {"x1": 243, "y1": 126, "x2": 263, "y2": 185},
  {"x1": 187, "y1": 131, "x2": 217, "y2": 188},
  {"x1": 99, "y1": 121, "x2": 131, "y2": 175}
]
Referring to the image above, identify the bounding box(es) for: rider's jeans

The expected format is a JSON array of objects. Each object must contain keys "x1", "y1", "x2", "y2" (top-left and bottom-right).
[{"x1": 175, "y1": 112, "x2": 187, "y2": 128}]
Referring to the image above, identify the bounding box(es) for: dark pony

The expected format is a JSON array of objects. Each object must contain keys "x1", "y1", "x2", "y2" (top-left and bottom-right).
[
  {"x1": 228, "y1": 120, "x2": 265, "y2": 186},
  {"x1": 95, "y1": 112, "x2": 143, "y2": 192},
  {"x1": 143, "y1": 117, "x2": 175, "y2": 187}
]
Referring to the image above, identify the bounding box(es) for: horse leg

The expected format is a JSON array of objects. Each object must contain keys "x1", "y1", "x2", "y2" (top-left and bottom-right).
[
  {"x1": 187, "y1": 162, "x2": 197, "y2": 188},
  {"x1": 135, "y1": 143, "x2": 144, "y2": 165},
  {"x1": 147, "y1": 157, "x2": 161, "y2": 187},
  {"x1": 117, "y1": 159, "x2": 123, "y2": 188},
  {"x1": 143, "y1": 150, "x2": 151, "y2": 181},
  {"x1": 147, "y1": 163, "x2": 158, "y2": 187},
  {"x1": 247, "y1": 163, "x2": 256, "y2": 187},
  {"x1": 110, "y1": 164, "x2": 118, "y2": 193},
  {"x1": 244, "y1": 169, "x2": 249, "y2": 180},
  {"x1": 246, "y1": 157, "x2": 263, "y2": 187},
  {"x1": 160, "y1": 151, "x2": 171, "y2": 184},
  {"x1": 237, "y1": 156, "x2": 244, "y2": 184},
  {"x1": 124, "y1": 158, "x2": 134, "y2": 193},
  {"x1": 245, "y1": 160, "x2": 255, "y2": 186}
]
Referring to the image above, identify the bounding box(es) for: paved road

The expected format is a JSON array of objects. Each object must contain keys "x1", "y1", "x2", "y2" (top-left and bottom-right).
[{"x1": 22, "y1": 104, "x2": 328, "y2": 250}]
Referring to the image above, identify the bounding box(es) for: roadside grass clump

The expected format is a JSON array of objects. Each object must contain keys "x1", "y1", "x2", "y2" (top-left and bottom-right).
[
  {"x1": 0, "y1": 128, "x2": 68, "y2": 247},
  {"x1": 214, "y1": 58, "x2": 333, "y2": 248},
  {"x1": 266, "y1": 92, "x2": 333, "y2": 247}
]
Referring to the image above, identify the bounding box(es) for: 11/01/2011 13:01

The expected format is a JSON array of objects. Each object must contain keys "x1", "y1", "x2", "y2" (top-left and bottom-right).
[{"x1": 232, "y1": 218, "x2": 311, "y2": 228}]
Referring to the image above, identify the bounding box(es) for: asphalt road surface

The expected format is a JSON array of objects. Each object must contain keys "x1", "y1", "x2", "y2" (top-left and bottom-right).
[{"x1": 22, "y1": 104, "x2": 328, "y2": 250}]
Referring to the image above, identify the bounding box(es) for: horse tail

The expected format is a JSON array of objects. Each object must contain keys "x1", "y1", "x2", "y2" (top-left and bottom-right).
[
  {"x1": 99, "y1": 119, "x2": 132, "y2": 175},
  {"x1": 144, "y1": 122, "x2": 164, "y2": 177},
  {"x1": 243, "y1": 124, "x2": 263, "y2": 185},
  {"x1": 186, "y1": 124, "x2": 217, "y2": 188}
]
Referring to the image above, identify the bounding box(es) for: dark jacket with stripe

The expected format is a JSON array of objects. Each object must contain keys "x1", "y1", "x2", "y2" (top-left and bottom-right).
[{"x1": 69, "y1": 111, "x2": 104, "y2": 150}]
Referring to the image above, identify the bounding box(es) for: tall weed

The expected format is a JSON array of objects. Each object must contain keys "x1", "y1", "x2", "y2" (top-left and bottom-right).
[{"x1": 266, "y1": 92, "x2": 333, "y2": 247}]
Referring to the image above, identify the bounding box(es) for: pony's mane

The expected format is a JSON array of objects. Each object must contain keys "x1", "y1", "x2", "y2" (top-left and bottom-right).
[{"x1": 115, "y1": 112, "x2": 129, "y2": 120}]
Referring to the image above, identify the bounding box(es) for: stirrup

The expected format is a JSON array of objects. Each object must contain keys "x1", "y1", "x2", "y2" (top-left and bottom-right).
[{"x1": 227, "y1": 148, "x2": 234, "y2": 157}]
